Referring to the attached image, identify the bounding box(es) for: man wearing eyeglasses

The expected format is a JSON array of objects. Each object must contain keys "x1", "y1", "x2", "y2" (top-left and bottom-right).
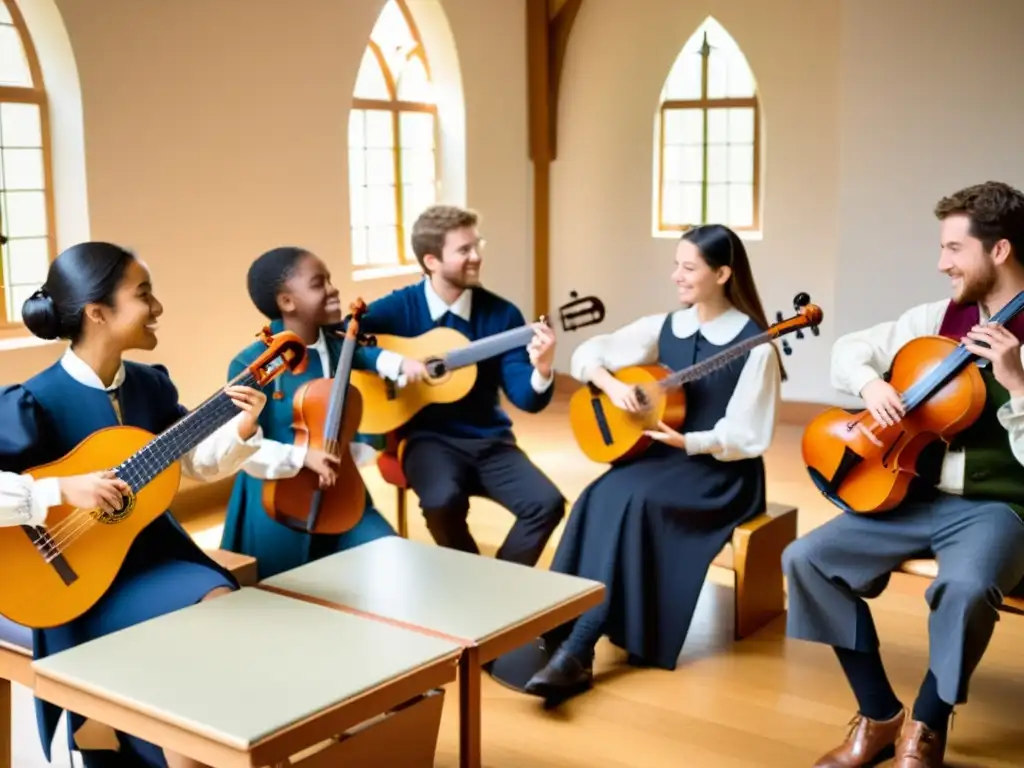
[{"x1": 349, "y1": 204, "x2": 565, "y2": 568}]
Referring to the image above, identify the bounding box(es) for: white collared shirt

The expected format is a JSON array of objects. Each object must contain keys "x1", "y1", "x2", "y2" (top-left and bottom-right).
[{"x1": 569, "y1": 305, "x2": 782, "y2": 460}]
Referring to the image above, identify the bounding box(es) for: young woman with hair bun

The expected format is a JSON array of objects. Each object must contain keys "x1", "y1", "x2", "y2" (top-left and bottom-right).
[{"x1": 0, "y1": 241, "x2": 268, "y2": 768}]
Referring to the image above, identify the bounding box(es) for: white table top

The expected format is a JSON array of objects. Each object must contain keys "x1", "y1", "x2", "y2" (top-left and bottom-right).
[
  {"x1": 31, "y1": 587, "x2": 460, "y2": 748},
  {"x1": 261, "y1": 537, "x2": 604, "y2": 645}
]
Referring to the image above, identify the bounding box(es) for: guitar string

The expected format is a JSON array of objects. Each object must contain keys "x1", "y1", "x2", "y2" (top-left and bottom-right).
[
  {"x1": 40, "y1": 397, "x2": 242, "y2": 556},
  {"x1": 33, "y1": 377, "x2": 257, "y2": 559},
  {"x1": 37, "y1": 389, "x2": 244, "y2": 547}
]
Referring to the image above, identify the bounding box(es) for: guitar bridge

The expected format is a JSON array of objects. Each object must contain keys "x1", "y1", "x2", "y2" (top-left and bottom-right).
[
  {"x1": 22, "y1": 525, "x2": 78, "y2": 586},
  {"x1": 590, "y1": 396, "x2": 614, "y2": 446}
]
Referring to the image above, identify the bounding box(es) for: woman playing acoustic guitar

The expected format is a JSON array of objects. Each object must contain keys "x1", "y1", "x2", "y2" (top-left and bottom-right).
[
  {"x1": 0, "y1": 242, "x2": 268, "y2": 768},
  {"x1": 219, "y1": 246, "x2": 395, "y2": 579},
  {"x1": 520, "y1": 224, "x2": 784, "y2": 700}
]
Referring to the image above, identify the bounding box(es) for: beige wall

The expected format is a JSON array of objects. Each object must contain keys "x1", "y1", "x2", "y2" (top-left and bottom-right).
[
  {"x1": 1, "y1": 0, "x2": 532, "y2": 407},
  {"x1": 2, "y1": 0, "x2": 1024, "y2": 409}
]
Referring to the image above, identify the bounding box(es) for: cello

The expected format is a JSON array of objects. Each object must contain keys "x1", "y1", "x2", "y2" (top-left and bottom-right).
[
  {"x1": 261, "y1": 299, "x2": 369, "y2": 535},
  {"x1": 802, "y1": 290, "x2": 1024, "y2": 514}
]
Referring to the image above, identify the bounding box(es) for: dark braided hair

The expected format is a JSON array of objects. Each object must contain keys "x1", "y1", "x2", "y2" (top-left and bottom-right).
[{"x1": 246, "y1": 246, "x2": 310, "y2": 319}]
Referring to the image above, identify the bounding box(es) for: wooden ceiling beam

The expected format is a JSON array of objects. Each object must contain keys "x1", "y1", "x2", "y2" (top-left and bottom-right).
[{"x1": 526, "y1": 0, "x2": 583, "y2": 319}]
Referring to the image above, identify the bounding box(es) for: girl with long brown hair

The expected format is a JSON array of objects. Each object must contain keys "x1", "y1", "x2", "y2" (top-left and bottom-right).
[{"x1": 496, "y1": 224, "x2": 784, "y2": 701}]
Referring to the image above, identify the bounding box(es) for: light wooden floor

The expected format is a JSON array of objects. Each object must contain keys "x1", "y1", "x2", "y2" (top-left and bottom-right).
[{"x1": 13, "y1": 392, "x2": 1024, "y2": 766}]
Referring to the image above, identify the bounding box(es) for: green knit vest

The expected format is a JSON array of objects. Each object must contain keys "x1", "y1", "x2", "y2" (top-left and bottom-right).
[{"x1": 947, "y1": 369, "x2": 1024, "y2": 518}]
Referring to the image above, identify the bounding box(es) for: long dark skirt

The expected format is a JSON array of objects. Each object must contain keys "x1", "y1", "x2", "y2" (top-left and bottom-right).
[{"x1": 549, "y1": 444, "x2": 764, "y2": 670}]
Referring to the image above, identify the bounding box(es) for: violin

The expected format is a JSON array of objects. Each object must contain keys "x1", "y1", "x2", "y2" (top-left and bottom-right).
[
  {"x1": 261, "y1": 300, "x2": 369, "y2": 535},
  {"x1": 802, "y1": 290, "x2": 1024, "y2": 514}
]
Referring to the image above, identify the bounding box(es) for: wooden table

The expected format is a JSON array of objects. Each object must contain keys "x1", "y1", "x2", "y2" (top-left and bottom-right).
[
  {"x1": 1, "y1": 546, "x2": 258, "y2": 768},
  {"x1": 260, "y1": 536, "x2": 605, "y2": 768},
  {"x1": 31, "y1": 588, "x2": 461, "y2": 767}
]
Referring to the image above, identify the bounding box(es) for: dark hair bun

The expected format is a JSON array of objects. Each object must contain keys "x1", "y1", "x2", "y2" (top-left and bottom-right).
[{"x1": 22, "y1": 289, "x2": 61, "y2": 340}]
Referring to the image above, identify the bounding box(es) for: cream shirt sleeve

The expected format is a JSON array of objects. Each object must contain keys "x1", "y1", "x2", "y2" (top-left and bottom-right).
[
  {"x1": 0, "y1": 472, "x2": 61, "y2": 528},
  {"x1": 179, "y1": 413, "x2": 263, "y2": 483},
  {"x1": 683, "y1": 343, "x2": 782, "y2": 460},
  {"x1": 995, "y1": 352, "x2": 1024, "y2": 468},
  {"x1": 569, "y1": 314, "x2": 667, "y2": 382},
  {"x1": 830, "y1": 300, "x2": 950, "y2": 397}
]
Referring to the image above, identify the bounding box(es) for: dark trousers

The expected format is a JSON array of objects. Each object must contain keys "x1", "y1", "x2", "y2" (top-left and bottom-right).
[
  {"x1": 783, "y1": 492, "x2": 1024, "y2": 705},
  {"x1": 402, "y1": 434, "x2": 565, "y2": 566}
]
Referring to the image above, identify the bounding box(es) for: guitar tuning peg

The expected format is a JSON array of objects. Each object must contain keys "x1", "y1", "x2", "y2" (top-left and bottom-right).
[
  {"x1": 775, "y1": 311, "x2": 784, "y2": 323},
  {"x1": 781, "y1": 339, "x2": 793, "y2": 356}
]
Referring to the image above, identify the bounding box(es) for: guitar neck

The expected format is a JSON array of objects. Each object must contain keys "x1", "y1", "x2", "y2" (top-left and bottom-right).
[
  {"x1": 116, "y1": 361, "x2": 284, "y2": 491},
  {"x1": 901, "y1": 291, "x2": 1024, "y2": 412},
  {"x1": 660, "y1": 330, "x2": 774, "y2": 389},
  {"x1": 443, "y1": 324, "x2": 536, "y2": 370}
]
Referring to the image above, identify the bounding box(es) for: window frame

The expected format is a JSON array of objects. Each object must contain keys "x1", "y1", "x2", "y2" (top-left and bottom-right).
[
  {"x1": 350, "y1": 0, "x2": 439, "y2": 270},
  {"x1": 0, "y1": 0, "x2": 56, "y2": 328},
  {"x1": 655, "y1": 28, "x2": 761, "y2": 235}
]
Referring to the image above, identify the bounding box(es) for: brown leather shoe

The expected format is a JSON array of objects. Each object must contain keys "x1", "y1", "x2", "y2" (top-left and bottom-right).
[
  {"x1": 813, "y1": 708, "x2": 905, "y2": 767},
  {"x1": 892, "y1": 719, "x2": 945, "y2": 767}
]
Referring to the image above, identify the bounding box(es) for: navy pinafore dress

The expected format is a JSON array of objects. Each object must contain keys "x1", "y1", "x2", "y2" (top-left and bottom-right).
[{"x1": 548, "y1": 313, "x2": 767, "y2": 669}]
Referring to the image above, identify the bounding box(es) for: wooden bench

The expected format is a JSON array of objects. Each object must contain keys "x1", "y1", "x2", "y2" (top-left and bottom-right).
[
  {"x1": 0, "y1": 547, "x2": 256, "y2": 768},
  {"x1": 711, "y1": 502, "x2": 799, "y2": 639},
  {"x1": 897, "y1": 559, "x2": 1024, "y2": 615}
]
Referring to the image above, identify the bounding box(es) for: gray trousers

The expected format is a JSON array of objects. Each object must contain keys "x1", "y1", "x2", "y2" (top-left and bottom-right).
[{"x1": 783, "y1": 493, "x2": 1024, "y2": 705}]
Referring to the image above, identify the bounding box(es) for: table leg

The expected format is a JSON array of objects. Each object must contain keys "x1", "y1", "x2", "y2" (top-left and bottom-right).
[
  {"x1": 458, "y1": 647, "x2": 481, "y2": 768},
  {"x1": 0, "y1": 678, "x2": 10, "y2": 768}
]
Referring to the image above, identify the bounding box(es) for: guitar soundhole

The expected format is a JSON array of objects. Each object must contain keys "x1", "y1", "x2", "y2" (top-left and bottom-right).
[
  {"x1": 634, "y1": 386, "x2": 648, "y2": 407},
  {"x1": 425, "y1": 357, "x2": 448, "y2": 379},
  {"x1": 90, "y1": 492, "x2": 136, "y2": 524}
]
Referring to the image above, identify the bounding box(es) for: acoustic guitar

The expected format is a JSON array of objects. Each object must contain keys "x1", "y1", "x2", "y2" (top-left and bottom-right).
[
  {"x1": 350, "y1": 307, "x2": 604, "y2": 435},
  {"x1": 0, "y1": 328, "x2": 307, "y2": 629},
  {"x1": 569, "y1": 293, "x2": 823, "y2": 464}
]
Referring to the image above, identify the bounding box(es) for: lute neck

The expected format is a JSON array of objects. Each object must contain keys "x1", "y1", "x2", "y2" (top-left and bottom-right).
[
  {"x1": 115, "y1": 360, "x2": 285, "y2": 492},
  {"x1": 901, "y1": 290, "x2": 1024, "y2": 413},
  {"x1": 442, "y1": 324, "x2": 537, "y2": 370},
  {"x1": 660, "y1": 329, "x2": 775, "y2": 390}
]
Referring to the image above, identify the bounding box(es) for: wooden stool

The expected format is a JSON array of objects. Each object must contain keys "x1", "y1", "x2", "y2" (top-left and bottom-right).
[{"x1": 711, "y1": 502, "x2": 799, "y2": 639}]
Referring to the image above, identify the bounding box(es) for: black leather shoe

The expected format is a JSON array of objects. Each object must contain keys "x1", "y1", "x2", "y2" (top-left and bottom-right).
[{"x1": 523, "y1": 647, "x2": 593, "y2": 698}]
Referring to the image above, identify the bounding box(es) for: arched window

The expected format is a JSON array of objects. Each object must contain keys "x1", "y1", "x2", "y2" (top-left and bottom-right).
[
  {"x1": 654, "y1": 17, "x2": 760, "y2": 236},
  {"x1": 349, "y1": 0, "x2": 438, "y2": 271},
  {"x1": 0, "y1": 0, "x2": 54, "y2": 324}
]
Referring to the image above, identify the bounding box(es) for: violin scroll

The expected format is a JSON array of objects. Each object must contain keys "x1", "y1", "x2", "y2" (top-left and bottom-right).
[
  {"x1": 249, "y1": 328, "x2": 309, "y2": 385},
  {"x1": 343, "y1": 299, "x2": 368, "y2": 340}
]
